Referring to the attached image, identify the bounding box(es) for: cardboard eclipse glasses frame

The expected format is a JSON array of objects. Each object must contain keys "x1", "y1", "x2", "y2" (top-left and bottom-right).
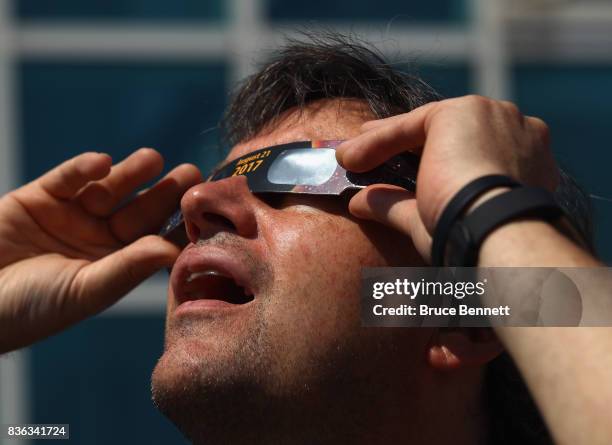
[{"x1": 160, "y1": 140, "x2": 419, "y2": 245}]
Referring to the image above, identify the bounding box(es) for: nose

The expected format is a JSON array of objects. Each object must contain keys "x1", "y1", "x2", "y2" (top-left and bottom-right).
[{"x1": 181, "y1": 175, "x2": 258, "y2": 242}]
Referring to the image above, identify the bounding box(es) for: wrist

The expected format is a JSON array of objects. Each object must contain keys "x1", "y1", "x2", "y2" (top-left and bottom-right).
[
  {"x1": 463, "y1": 186, "x2": 593, "y2": 265},
  {"x1": 479, "y1": 218, "x2": 600, "y2": 267},
  {"x1": 429, "y1": 175, "x2": 522, "y2": 266},
  {"x1": 441, "y1": 185, "x2": 569, "y2": 266}
]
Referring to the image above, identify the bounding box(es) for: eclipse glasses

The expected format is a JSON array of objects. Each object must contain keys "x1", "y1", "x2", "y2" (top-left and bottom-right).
[{"x1": 160, "y1": 140, "x2": 419, "y2": 244}]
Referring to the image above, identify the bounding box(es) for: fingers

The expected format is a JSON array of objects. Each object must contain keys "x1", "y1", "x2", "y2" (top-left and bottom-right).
[
  {"x1": 78, "y1": 148, "x2": 164, "y2": 216},
  {"x1": 38, "y1": 152, "x2": 112, "y2": 199},
  {"x1": 336, "y1": 102, "x2": 437, "y2": 172},
  {"x1": 525, "y1": 116, "x2": 551, "y2": 147},
  {"x1": 110, "y1": 163, "x2": 202, "y2": 243},
  {"x1": 349, "y1": 185, "x2": 432, "y2": 262},
  {"x1": 360, "y1": 113, "x2": 411, "y2": 132},
  {"x1": 71, "y1": 235, "x2": 180, "y2": 315}
]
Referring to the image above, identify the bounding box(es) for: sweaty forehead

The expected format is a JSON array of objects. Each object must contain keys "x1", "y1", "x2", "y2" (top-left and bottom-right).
[{"x1": 225, "y1": 98, "x2": 374, "y2": 162}]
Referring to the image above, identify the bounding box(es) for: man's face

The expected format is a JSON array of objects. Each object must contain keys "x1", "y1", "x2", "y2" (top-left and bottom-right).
[{"x1": 152, "y1": 99, "x2": 430, "y2": 444}]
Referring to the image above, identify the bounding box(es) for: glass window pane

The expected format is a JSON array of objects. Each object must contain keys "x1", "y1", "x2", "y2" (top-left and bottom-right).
[
  {"x1": 15, "y1": 0, "x2": 226, "y2": 23},
  {"x1": 19, "y1": 61, "x2": 228, "y2": 183},
  {"x1": 417, "y1": 63, "x2": 473, "y2": 98},
  {"x1": 514, "y1": 64, "x2": 612, "y2": 262},
  {"x1": 30, "y1": 315, "x2": 187, "y2": 444},
  {"x1": 267, "y1": 0, "x2": 469, "y2": 24}
]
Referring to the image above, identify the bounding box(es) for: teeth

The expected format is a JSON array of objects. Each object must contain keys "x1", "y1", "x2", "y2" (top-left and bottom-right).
[
  {"x1": 186, "y1": 269, "x2": 227, "y2": 283},
  {"x1": 183, "y1": 269, "x2": 256, "y2": 300}
]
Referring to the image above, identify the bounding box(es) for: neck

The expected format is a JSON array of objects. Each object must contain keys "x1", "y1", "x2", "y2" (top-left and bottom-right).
[
  {"x1": 350, "y1": 369, "x2": 486, "y2": 445},
  {"x1": 188, "y1": 368, "x2": 486, "y2": 445}
]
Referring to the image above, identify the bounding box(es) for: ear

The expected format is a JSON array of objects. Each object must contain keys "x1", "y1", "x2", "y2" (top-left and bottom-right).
[{"x1": 427, "y1": 328, "x2": 504, "y2": 370}]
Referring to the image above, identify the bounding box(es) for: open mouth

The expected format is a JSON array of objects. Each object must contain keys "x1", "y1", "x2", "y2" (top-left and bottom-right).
[{"x1": 181, "y1": 270, "x2": 255, "y2": 305}]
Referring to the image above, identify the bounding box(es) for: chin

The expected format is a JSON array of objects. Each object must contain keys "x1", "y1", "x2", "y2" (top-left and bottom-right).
[
  {"x1": 150, "y1": 321, "x2": 279, "y2": 440},
  {"x1": 149, "y1": 309, "x2": 388, "y2": 445},
  {"x1": 151, "y1": 334, "x2": 243, "y2": 394},
  {"x1": 151, "y1": 345, "x2": 283, "y2": 445}
]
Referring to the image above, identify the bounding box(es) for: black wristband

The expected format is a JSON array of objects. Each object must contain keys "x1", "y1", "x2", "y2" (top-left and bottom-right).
[
  {"x1": 431, "y1": 175, "x2": 520, "y2": 266},
  {"x1": 446, "y1": 186, "x2": 564, "y2": 266}
]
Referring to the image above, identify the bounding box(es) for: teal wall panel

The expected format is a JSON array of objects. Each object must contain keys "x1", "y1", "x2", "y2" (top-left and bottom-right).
[
  {"x1": 19, "y1": 61, "x2": 228, "y2": 183},
  {"x1": 30, "y1": 315, "x2": 187, "y2": 444},
  {"x1": 418, "y1": 62, "x2": 473, "y2": 98},
  {"x1": 267, "y1": 0, "x2": 468, "y2": 24},
  {"x1": 16, "y1": 0, "x2": 226, "y2": 23},
  {"x1": 514, "y1": 65, "x2": 612, "y2": 263}
]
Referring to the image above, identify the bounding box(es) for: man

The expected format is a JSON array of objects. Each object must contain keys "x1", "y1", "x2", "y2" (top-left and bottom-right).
[{"x1": 0, "y1": 36, "x2": 610, "y2": 444}]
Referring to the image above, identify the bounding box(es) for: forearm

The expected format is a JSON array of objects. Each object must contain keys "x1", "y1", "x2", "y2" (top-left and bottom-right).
[
  {"x1": 479, "y1": 218, "x2": 600, "y2": 268},
  {"x1": 498, "y1": 327, "x2": 612, "y2": 445},
  {"x1": 481, "y1": 220, "x2": 611, "y2": 445}
]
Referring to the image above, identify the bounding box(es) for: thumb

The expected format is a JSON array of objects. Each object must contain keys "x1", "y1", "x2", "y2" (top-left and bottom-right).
[
  {"x1": 349, "y1": 185, "x2": 432, "y2": 263},
  {"x1": 71, "y1": 235, "x2": 180, "y2": 315}
]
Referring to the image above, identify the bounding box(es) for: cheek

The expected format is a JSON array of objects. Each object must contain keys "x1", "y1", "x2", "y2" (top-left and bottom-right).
[
  {"x1": 271, "y1": 214, "x2": 382, "y2": 293},
  {"x1": 262, "y1": 214, "x2": 387, "y2": 345}
]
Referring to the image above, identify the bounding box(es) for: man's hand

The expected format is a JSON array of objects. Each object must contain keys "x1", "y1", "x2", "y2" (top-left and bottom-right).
[
  {"x1": 335, "y1": 95, "x2": 558, "y2": 262},
  {"x1": 338, "y1": 96, "x2": 612, "y2": 445},
  {"x1": 0, "y1": 148, "x2": 201, "y2": 353}
]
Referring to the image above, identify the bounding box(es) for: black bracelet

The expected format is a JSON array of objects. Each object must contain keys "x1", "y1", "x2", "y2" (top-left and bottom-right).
[
  {"x1": 431, "y1": 175, "x2": 520, "y2": 266},
  {"x1": 445, "y1": 186, "x2": 564, "y2": 266}
]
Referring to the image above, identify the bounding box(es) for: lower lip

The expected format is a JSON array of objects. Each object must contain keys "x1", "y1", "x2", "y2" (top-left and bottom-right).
[{"x1": 174, "y1": 299, "x2": 250, "y2": 316}]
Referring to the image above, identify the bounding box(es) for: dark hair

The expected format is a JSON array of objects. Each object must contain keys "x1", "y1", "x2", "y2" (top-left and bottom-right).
[
  {"x1": 221, "y1": 32, "x2": 594, "y2": 444},
  {"x1": 221, "y1": 32, "x2": 441, "y2": 146}
]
